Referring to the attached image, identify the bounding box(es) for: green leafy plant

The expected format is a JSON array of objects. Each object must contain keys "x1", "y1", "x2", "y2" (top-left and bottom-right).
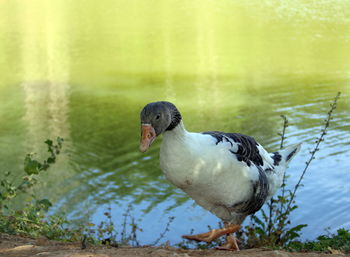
[
  {"x1": 24, "y1": 137, "x2": 64, "y2": 175},
  {"x1": 0, "y1": 137, "x2": 76, "y2": 240},
  {"x1": 288, "y1": 228, "x2": 350, "y2": 253},
  {"x1": 0, "y1": 137, "x2": 64, "y2": 209}
]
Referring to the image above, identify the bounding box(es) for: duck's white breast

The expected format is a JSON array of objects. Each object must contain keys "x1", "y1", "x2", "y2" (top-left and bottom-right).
[{"x1": 160, "y1": 131, "x2": 256, "y2": 209}]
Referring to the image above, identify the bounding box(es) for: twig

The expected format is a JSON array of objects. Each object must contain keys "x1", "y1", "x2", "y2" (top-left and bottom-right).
[
  {"x1": 285, "y1": 92, "x2": 341, "y2": 213},
  {"x1": 121, "y1": 204, "x2": 132, "y2": 244},
  {"x1": 267, "y1": 200, "x2": 274, "y2": 235},
  {"x1": 130, "y1": 216, "x2": 140, "y2": 246},
  {"x1": 267, "y1": 115, "x2": 289, "y2": 235},
  {"x1": 279, "y1": 115, "x2": 289, "y2": 150},
  {"x1": 151, "y1": 216, "x2": 175, "y2": 245},
  {"x1": 279, "y1": 115, "x2": 289, "y2": 214}
]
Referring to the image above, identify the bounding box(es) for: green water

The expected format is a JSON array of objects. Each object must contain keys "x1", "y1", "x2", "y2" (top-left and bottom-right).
[{"x1": 0, "y1": 0, "x2": 349, "y2": 244}]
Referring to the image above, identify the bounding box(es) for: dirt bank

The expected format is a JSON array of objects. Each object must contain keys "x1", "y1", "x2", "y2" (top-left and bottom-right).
[{"x1": 0, "y1": 234, "x2": 348, "y2": 257}]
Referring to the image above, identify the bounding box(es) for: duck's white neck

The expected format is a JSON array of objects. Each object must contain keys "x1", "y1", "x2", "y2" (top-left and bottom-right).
[{"x1": 163, "y1": 120, "x2": 188, "y2": 141}]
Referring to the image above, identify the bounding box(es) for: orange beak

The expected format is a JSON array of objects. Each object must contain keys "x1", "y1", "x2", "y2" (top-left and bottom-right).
[{"x1": 140, "y1": 124, "x2": 156, "y2": 152}]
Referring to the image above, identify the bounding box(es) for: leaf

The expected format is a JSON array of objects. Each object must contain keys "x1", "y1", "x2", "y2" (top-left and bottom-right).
[
  {"x1": 57, "y1": 137, "x2": 64, "y2": 145},
  {"x1": 47, "y1": 157, "x2": 56, "y2": 164},
  {"x1": 24, "y1": 155, "x2": 41, "y2": 175},
  {"x1": 284, "y1": 224, "x2": 307, "y2": 242},
  {"x1": 251, "y1": 215, "x2": 266, "y2": 230},
  {"x1": 254, "y1": 227, "x2": 266, "y2": 236},
  {"x1": 261, "y1": 208, "x2": 268, "y2": 223},
  {"x1": 289, "y1": 224, "x2": 307, "y2": 233},
  {"x1": 36, "y1": 199, "x2": 52, "y2": 211},
  {"x1": 285, "y1": 231, "x2": 299, "y2": 241},
  {"x1": 45, "y1": 139, "x2": 53, "y2": 147}
]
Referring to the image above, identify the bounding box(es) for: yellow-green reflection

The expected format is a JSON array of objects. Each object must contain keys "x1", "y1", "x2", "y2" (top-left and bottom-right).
[{"x1": 0, "y1": 0, "x2": 350, "y2": 86}]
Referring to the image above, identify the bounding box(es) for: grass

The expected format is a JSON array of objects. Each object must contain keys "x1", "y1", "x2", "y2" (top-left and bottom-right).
[
  {"x1": 288, "y1": 228, "x2": 350, "y2": 253},
  {"x1": 0, "y1": 92, "x2": 347, "y2": 253}
]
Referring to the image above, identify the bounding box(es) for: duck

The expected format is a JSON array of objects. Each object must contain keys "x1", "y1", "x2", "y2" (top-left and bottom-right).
[{"x1": 139, "y1": 101, "x2": 301, "y2": 251}]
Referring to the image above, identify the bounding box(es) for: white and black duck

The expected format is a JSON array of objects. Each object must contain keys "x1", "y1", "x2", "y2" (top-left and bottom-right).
[{"x1": 139, "y1": 101, "x2": 301, "y2": 251}]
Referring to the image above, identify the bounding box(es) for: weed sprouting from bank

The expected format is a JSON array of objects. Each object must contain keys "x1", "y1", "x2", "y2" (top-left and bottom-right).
[
  {"x1": 152, "y1": 216, "x2": 175, "y2": 246},
  {"x1": 0, "y1": 137, "x2": 75, "y2": 239}
]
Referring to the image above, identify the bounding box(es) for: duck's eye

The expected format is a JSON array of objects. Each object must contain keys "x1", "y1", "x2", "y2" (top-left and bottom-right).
[{"x1": 155, "y1": 114, "x2": 161, "y2": 120}]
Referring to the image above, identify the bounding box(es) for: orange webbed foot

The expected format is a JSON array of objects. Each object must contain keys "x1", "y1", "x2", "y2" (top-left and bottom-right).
[{"x1": 182, "y1": 224, "x2": 240, "y2": 244}]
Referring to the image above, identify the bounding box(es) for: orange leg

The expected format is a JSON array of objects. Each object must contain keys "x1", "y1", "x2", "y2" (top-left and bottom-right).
[{"x1": 182, "y1": 223, "x2": 240, "y2": 245}]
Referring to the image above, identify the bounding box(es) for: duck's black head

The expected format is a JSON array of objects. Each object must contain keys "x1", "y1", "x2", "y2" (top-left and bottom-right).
[{"x1": 139, "y1": 101, "x2": 182, "y2": 152}]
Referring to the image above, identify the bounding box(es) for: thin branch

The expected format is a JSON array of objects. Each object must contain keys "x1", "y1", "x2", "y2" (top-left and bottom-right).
[
  {"x1": 120, "y1": 204, "x2": 132, "y2": 244},
  {"x1": 279, "y1": 115, "x2": 288, "y2": 150},
  {"x1": 268, "y1": 115, "x2": 289, "y2": 235},
  {"x1": 151, "y1": 216, "x2": 175, "y2": 245},
  {"x1": 279, "y1": 115, "x2": 289, "y2": 211}
]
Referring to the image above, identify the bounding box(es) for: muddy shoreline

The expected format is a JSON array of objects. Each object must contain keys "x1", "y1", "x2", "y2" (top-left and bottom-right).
[{"x1": 0, "y1": 233, "x2": 348, "y2": 257}]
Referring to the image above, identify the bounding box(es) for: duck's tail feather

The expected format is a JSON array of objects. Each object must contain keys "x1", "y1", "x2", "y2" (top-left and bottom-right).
[{"x1": 274, "y1": 143, "x2": 302, "y2": 166}]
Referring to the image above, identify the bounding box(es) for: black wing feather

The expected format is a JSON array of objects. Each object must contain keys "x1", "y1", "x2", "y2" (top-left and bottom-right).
[{"x1": 202, "y1": 131, "x2": 264, "y2": 167}]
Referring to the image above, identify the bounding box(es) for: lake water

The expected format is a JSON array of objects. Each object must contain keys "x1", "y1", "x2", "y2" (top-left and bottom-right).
[{"x1": 0, "y1": 0, "x2": 349, "y2": 245}]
